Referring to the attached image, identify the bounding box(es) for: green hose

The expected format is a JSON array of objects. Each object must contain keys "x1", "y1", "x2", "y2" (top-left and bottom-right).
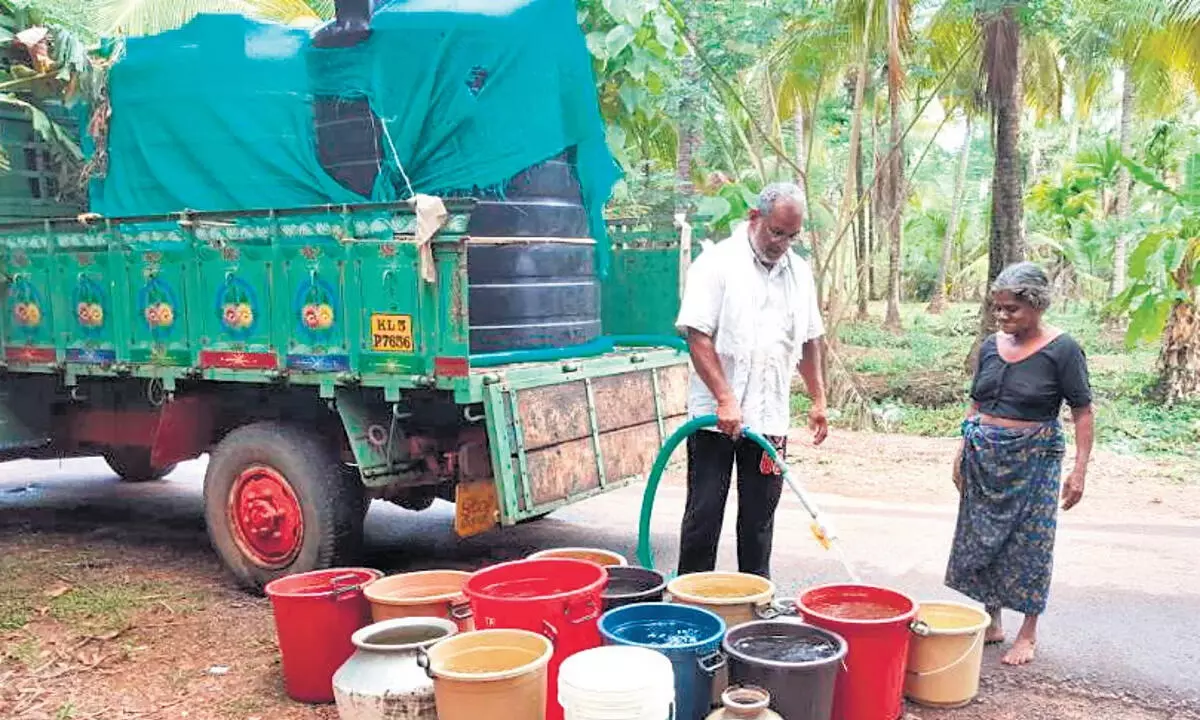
[{"x1": 636, "y1": 414, "x2": 832, "y2": 571}]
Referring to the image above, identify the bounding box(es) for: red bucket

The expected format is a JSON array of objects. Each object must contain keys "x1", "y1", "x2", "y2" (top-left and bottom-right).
[
  {"x1": 465, "y1": 558, "x2": 608, "y2": 720},
  {"x1": 798, "y1": 584, "x2": 918, "y2": 720},
  {"x1": 264, "y1": 567, "x2": 382, "y2": 703}
]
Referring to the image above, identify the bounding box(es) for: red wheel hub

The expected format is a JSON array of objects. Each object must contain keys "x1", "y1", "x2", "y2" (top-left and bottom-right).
[{"x1": 228, "y1": 465, "x2": 303, "y2": 568}]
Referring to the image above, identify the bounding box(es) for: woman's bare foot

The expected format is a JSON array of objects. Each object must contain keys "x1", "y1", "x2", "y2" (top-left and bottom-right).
[
  {"x1": 1001, "y1": 614, "x2": 1039, "y2": 666},
  {"x1": 1002, "y1": 636, "x2": 1036, "y2": 665},
  {"x1": 985, "y1": 607, "x2": 1004, "y2": 644}
]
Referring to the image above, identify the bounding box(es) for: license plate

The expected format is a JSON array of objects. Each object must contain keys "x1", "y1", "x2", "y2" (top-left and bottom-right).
[
  {"x1": 455, "y1": 480, "x2": 499, "y2": 538},
  {"x1": 370, "y1": 313, "x2": 414, "y2": 353}
]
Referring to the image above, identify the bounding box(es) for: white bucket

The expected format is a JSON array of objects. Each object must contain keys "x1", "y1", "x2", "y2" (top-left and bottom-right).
[{"x1": 559, "y1": 646, "x2": 675, "y2": 720}]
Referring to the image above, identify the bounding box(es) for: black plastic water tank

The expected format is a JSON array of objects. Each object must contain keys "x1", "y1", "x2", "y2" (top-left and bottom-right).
[
  {"x1": 463, "y1": 151, "x2": 601, "y2": 354},
  {"x1": 312, "y1": 101, "x2": 601, "y2": 354},
  {"x1": 310, "y1": 0, "x2": 601, "y2": 355}
]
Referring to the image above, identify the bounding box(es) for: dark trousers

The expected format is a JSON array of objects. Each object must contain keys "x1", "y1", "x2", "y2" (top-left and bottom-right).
[{"x1": 678, "y1": 430, "x2": 785, "y2": 578}]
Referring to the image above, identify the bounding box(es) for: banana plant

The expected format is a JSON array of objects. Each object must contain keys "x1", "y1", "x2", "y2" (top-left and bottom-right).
[
  {"x1": 1112, "y1": 153, "x2": 1200, "y2": 401},
  {"x1": 0, "y1": 0, "x2": 98, "y2": 179}
]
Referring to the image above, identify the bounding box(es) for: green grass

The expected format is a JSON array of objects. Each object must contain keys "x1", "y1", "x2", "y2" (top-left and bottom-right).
[
  {"x1": 4, "y1": 637, "x2": 42, "y2": 668},
  {"x1": 0, "y1": 547, "x2": 199, "y2": 635},
  {"x1": 798, "y1": 301, "x2": 1197, "y2": 461},
  {"x1": 48, "y1": 581, "x2": 173, "y2": 634}
]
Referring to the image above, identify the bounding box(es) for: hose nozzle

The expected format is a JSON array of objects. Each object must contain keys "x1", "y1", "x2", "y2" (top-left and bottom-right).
[{"x1": 809, "y1": 515, "x2": 838, "y2": 550}]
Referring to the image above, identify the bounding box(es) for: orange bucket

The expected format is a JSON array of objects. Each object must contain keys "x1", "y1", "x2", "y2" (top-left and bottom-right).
[
  {"x1": 527, "y1": 547, "x2": 627, "y2": 567},
  {"x1": 364, "y1": 570, "x2": 474, "y2": 632}
]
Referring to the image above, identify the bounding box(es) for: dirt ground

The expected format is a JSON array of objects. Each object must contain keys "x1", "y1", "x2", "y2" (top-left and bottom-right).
[{"x1": 1, "y1": 431, "x2": 1197, "y2": 720}]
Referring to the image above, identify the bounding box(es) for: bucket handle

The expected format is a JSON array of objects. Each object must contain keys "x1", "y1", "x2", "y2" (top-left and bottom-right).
[
  {"x1": 565, "y1": 597, "x2": 600, "y2": 626},
  {"x1": 906, "y1": 628, "x2": 985, "y2": 678},
  {"x1": 697, "y1": 650, "x2": 726, "y2": 676},
  {"x1": 328, "y1": 573, "x2": 365, "y2": 601},
  {"x1": 416, "y1": 648, "x2": 434, "y2": 679},
  {"x1": 449, "y1": 599, "x2": 473, "y2": 621},
  {"x1": 755, "y1": 599, "x2": 800, "y2": 620},
  {"x1": 541, "y1": 619, "x2": 559, "y2": 643}
]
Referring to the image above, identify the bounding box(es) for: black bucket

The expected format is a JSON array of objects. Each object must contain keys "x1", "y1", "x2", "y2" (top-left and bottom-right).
[
  {"x1": 601, "y1": 566, "x2": 667, "y2": 611},
  {"x1": 724, "y1": 620, "x2": 847, "y2": 720}
]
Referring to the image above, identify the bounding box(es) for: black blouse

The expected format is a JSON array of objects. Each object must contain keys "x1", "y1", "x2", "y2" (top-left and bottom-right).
[{"x1": 970, "y1": 333, "x2": 1093, "y2": 422}]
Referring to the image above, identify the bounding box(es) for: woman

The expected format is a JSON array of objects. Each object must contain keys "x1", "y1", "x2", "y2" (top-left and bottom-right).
[{"x1": 946, "y1": 261, "x2": 1095, "y2": 666}]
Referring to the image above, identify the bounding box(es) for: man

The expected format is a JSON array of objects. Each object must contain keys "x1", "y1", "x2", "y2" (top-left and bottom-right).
[{"x1": 674, "y1": 182, "x2": 828, "y2": 579}]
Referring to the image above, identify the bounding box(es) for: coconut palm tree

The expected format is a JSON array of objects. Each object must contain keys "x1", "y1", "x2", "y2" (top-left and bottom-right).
[
  {"x1": 824, "y1": 0, "x2": 908, "y2": 328},
  {"x1": 981, "y1": 3, "x2": 1025, "y2": 298},
  {"x1": 880, "y1": 0, "x2": 910, "y2": 331}
]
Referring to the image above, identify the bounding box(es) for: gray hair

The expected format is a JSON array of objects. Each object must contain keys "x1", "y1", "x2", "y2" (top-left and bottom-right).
[
  {"x1": 992, "y1": 261, "x2": 1052, "y2": 310},
  {"x1": 757, "y1": 182, "x2": 807, "y2": 218}
]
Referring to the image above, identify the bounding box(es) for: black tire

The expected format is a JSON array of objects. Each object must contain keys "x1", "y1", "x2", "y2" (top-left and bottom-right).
[
  {"x1": 103, "y1": 447, "x2": 177, "y2": 483},
  {"x1": 203, "y1": 422, "x2": 365, "y2": 592},
  {"x1": 340, "y1": 464, "x2": 372, "y2": 520}
]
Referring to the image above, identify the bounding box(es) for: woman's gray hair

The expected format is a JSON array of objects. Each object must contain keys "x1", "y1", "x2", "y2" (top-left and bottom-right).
[{"x1": 991, "y1": 261, "x2": 1052, "y2": 311}]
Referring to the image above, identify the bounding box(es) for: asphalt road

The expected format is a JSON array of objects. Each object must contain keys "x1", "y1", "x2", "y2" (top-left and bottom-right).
[{"x1": 1, "y1": 455, "x2": 1197, "y2": 711}]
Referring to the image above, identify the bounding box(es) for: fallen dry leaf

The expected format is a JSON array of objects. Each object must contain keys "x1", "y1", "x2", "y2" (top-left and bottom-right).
[
  {"x1": 91, "y1": 628, "x2": 126, "y2": 642},
  {"x1": 43, "y1": 584, "x2": 71, "y2": 599}
]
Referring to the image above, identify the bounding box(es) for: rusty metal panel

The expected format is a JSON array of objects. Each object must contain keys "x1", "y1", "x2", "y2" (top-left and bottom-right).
[
  {"x1": 657, "y1": 363, "x2": 690, "y2": 417},
  {"x1": 516, "y1": 382, "x2": 590, "y2": 450},
  {"x1": 592, "y1": 373, "x2": 656, "y2": 432},
  {"x1": 661, "y1": 415, "x2": 689, "y2": 464},
  {"x1": 525, "y1": 437, "x2": 601, "y2": 506},
  {"x1": 600, "y1": 422, "x2": 662, "y2": 483}
]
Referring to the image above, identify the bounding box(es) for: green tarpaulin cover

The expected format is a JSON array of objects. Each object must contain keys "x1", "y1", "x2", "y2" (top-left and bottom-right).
[{"x1": 89, "y1": 0, "x2": 619, "y2": 271}]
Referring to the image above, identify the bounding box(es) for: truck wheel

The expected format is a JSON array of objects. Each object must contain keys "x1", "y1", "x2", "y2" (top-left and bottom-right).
[
  {"x1": 203, "y1": 422, "x2": 365, "y2": 592},
  {"x1": 103, "y1": 447, "x2": 177, "y2": 483}
]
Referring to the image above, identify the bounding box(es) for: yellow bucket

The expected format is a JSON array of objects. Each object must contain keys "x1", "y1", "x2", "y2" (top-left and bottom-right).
[
  {"x1": 423, "y1": 629, "x2": 554, "y2": 720},
  {"x1": 667, "y1": 572, "x2": 779, "y2": 706},
  {"x1": 666, "y1": 572, "x2": 777, "y2": 628},
  {"x1": 905, "y1": 601, "x2": 990, "y2": 708}
]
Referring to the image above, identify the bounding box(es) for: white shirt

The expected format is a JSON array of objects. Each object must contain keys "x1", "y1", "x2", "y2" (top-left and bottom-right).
[{"x1": 674, "y1": 222, "x2": 825, "y2": 437}]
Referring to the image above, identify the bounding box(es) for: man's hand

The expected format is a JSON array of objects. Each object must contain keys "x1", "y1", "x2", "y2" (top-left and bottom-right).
[
  {"x1": 716, "y1": 397, "x2": 743, "y2": 437},
  {"x1": 1061, "y1": 467, "x2": 1086, "y2": 510},
  {"x1": 808, "y1": 403, "x2": 829, "y2": 445}
]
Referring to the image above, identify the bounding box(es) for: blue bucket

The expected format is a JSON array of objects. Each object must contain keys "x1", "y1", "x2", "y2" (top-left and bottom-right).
[{"x1": 600, "y1": 602, "x2": 727, "y2": 720}]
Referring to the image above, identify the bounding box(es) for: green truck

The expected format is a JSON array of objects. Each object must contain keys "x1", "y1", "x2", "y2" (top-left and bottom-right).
[
  {"x1": 0, "y1": 201, "x2": 696, "y2": 589},
  {"x1": 0, "y1": 0, "x2": 714, "y2": 590}
]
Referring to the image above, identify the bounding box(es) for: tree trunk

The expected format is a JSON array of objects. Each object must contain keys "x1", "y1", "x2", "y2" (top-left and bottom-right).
[
  {"x1": 1160, "y1": 299, "x2": 1200, "y2": 404},
  {"x1": 675, "y1": 3, "x2": 701, "y2": 205},
  {"x1": 1067, "y1": 113, "x2": 1081, "y2": 158},
  {"x1": 970, "y1": 9, "x2": 1025, "y2": 369},
  {"x1": 794, "y1": 105, "x2": 807, "y2": 191},
  {"x1": 826, "y1": 0, "x2": 877, "y2": 334},
  {"x1": 869, "y1": 99, "x2": 881, "y2": 300},
  {"x1": 883, "y1": 10, "x2": 904, "y2": 332},
  {"x1": 929, "y1": 113, "x2": 972, "y2": 314},
  {"x1": 1111, "y1": 62, "x2": 1135, "y2": 298},
  {"x1": 855, "y1": 83, "x2": 871, "y2": 320}
]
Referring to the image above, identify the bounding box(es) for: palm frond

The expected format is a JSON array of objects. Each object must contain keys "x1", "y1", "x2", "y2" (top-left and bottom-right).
[
  {"x1": 926, "y1": 0, "x2": 981, "y2": 113},
  {"x1": 835, "y1": 0, "x2": 911, "y2": 60},
  {"x1": 1068, "y1": 65, "x2": 1108, "y2": 121},
  {"x1": 92, "y1": 0, "x2": 250, "y2": 37},
  {"x1": 1022, "y1": 32, "x2": 1062, "y2": 120},
  {"x1": 242, "y1": 0, "x2": 331, "y2": 25}
]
